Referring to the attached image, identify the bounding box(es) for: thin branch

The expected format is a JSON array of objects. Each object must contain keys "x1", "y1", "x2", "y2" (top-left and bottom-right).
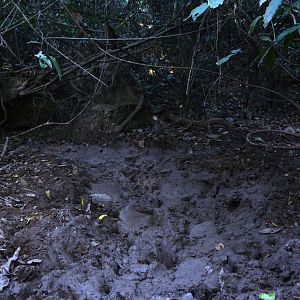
[
  {"x1": 0, "y1": 137, "x2": 9, "y2": 159},
  {"x1": 12, "y1": 1, "x2": 108, "y2": 87},
  {"x1": 0, "y1": 89, "x2": 7, "y2": 126}
]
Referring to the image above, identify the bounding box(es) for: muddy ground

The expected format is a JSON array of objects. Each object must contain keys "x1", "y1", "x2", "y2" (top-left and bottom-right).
[{"x1": 0, "y1": 126, "x2": 299, "y2": 300}]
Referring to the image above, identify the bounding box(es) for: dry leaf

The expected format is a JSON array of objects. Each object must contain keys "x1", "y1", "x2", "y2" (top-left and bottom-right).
[
  {"x1": 98, "y1": 214, "x2": 108, "y2": 221},
  {"x1": 215, "y1": 243, "x2": 225, "y2": 251},
  {"x1": 45, "y1": 190, "x2": 51, "y2": 200}
]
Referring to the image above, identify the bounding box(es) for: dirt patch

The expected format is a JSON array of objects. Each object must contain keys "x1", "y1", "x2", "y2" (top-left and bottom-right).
[{"x1": 0, "y1": 130, "x2": 299, "y2": 299}]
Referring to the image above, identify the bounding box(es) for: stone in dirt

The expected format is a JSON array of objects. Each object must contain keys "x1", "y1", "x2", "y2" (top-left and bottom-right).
[{"x1": 90, "y1": 193, "x2": 113, "y2": 205}]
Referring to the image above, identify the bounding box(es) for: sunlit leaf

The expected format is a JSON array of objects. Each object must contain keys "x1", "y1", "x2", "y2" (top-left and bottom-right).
[
  {"x1": 184, "y1": 3, "x2": 209, "y2": 21},
  {"x1": 35, "y1": 51, "x2": 52, "y2": 69},
  {"x1": 45, "y1": 190, "x2": 51, "y2": 200},
  {"x1": 185, "y1": 0, "x2": 226, "y2": 21},
  {"x1": 263, "y1": 0, "x2": 283, "y2": 27},
  {"x1": 255, "y1": 136, "x2": 264, "y2": 142},
  {"x1": 208, "y1": 0, "x2": 225, "y2": 9}
]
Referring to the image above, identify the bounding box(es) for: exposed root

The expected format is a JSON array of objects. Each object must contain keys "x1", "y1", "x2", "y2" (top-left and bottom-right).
[
  {"x1": 246, "y1": 129, "x2": 300, "y2": 150},
  {"x1": 115, "y1": 94, "x2": 144, "y2": 133},
  {"x1": 166, "y1": 114, "x2": 234, "y2": 131},
  {"x1": 0, "y1": 137, "x2": 9, "y2": 159}
]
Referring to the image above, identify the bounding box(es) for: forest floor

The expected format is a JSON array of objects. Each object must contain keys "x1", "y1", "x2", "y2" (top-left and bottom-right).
[{"x1": 0, "y1": 124, "x2": 300, "y2": 300}]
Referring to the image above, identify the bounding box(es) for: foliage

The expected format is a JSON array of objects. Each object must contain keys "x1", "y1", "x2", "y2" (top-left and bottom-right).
[
  {"x1": 262, "y1": 0, "x2": 283, "y2": 27},
  {"x1": 216, "y1": 49, "x2": 242, "y2": 66},
  {"x1": 185, "y1": 0, "x2": 225, "y2": 21},
  {"x1": 250, "y1": 0, "x2": 300, "y2": 68},
  {"x1": 0, "y1": 0, "x2": 299, "y2": 118},
  {"x1": 35, "y1": 51, "x2": 62, "y2": 79}
]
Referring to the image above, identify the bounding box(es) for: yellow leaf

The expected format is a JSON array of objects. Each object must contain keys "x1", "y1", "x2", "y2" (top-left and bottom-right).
[
  {"x1": 45, "y1": 190, "x2": 51, "y2": 200},
  {"x1": 98, "y1": 214, "x2": 108, "y2": 221}
]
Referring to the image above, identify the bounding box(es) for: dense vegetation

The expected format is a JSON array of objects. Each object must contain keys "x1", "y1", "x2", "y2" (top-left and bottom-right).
[{"x1": 0, "y1": 0, "x2": 299, "y2": 134}]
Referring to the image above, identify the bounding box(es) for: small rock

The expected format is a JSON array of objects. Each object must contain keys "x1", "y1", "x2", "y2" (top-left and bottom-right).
[
  {"x1": 25, "y1": 193, "x2": 36, "y2": 198},
  {"x1": 259, "y1": 227, "x2": 282, "y2": 234},
  {"x1": 182, "y1": 292, "x2": 195, "y2": 300},
  {"x1": 19, "y1": 178, "x2": 28, "y2": 187},
  {"x1": 207, "y1": 134, "x2": 220, "y2": 141},
  {"x1": 284, "y1": 126, "x2": 296, "y2": 134},
  {"x1": 160, "y1": 169, "x2": 170, "y2": 175},
  {"x1": 90, "y1": 193, "x2": 112, "y2": 205}
]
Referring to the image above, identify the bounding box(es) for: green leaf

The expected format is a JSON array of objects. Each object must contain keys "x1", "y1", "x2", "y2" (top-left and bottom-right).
[
  {"x1": 216, "y1": 54, "x2": 235, "y2": 65},
  {"x1": 275, "y1": 25, "x2": 300, "y2": 42},
  {"x1": 263, "y1": 0, "x2": 283, "y2": 28},
  {"x1": 283, "y1": 33, "x2": 296, "y2": 48},
  {"x1": 258, "y1": 46, "x2": 272, "y2": 66},
  {"x1": 294, "y1": 0, "x2": 300, "y2": 10},
  {"x1": 50, "y1": 56, "x2": 62, "y2": 80},
  {"x1": 216, "y1": 48, "x2": 242, "y2": 65},
  {"x1": 258, "y1": 292, "x2": 276, "y2": 300},
  {"x1": 38, "y1": 60, "x2": 48, "y2": 69},
  {"x1": 259, "y1": 34, "x2": 273, "y2": 42},
  {"x1": 255, "y1": 136, "x2": 264, "y2": 142},
  {"x1": 264, "y1": 47, "x2": 276, "y2": 69},
  {"x1": 249, "y1": 16, "x2": 263, "y2": 34},
  {"x1": 35, "y1": 51, "x2": 52, "y2": 69}
]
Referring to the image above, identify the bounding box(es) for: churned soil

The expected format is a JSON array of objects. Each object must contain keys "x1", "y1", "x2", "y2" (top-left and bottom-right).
[{"x1": 0, "y1": 127, "x2": 299, "y2": 300}]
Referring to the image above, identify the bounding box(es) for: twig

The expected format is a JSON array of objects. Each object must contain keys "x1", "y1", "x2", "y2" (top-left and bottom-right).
[
  {"x1": 0, "y1": 89, "x2": 7, "y2": 126},
  {"x1": 115, "y1": 95, "x2": 145, "y2": 133},
  {"x1": 167, "y1": 114, "x2": 234, "y2": 131},
  {"x1": 0, "y1": 137, "x2": 9, "y2": 158},
  {"x1": 12, "y1": 1, "x2": 108, "y2": 87},
  {"x1": 9, "y1": 76, "x2": 102, "y2": 139}
]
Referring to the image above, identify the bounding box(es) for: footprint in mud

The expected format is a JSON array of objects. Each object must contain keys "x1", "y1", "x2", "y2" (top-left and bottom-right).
[
  {"x1": 119, "y1": 204, "x2": 154, "y2": 232},
  {"x1": 156, "y1": 239, "x2": 176, "y2": 268}
]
